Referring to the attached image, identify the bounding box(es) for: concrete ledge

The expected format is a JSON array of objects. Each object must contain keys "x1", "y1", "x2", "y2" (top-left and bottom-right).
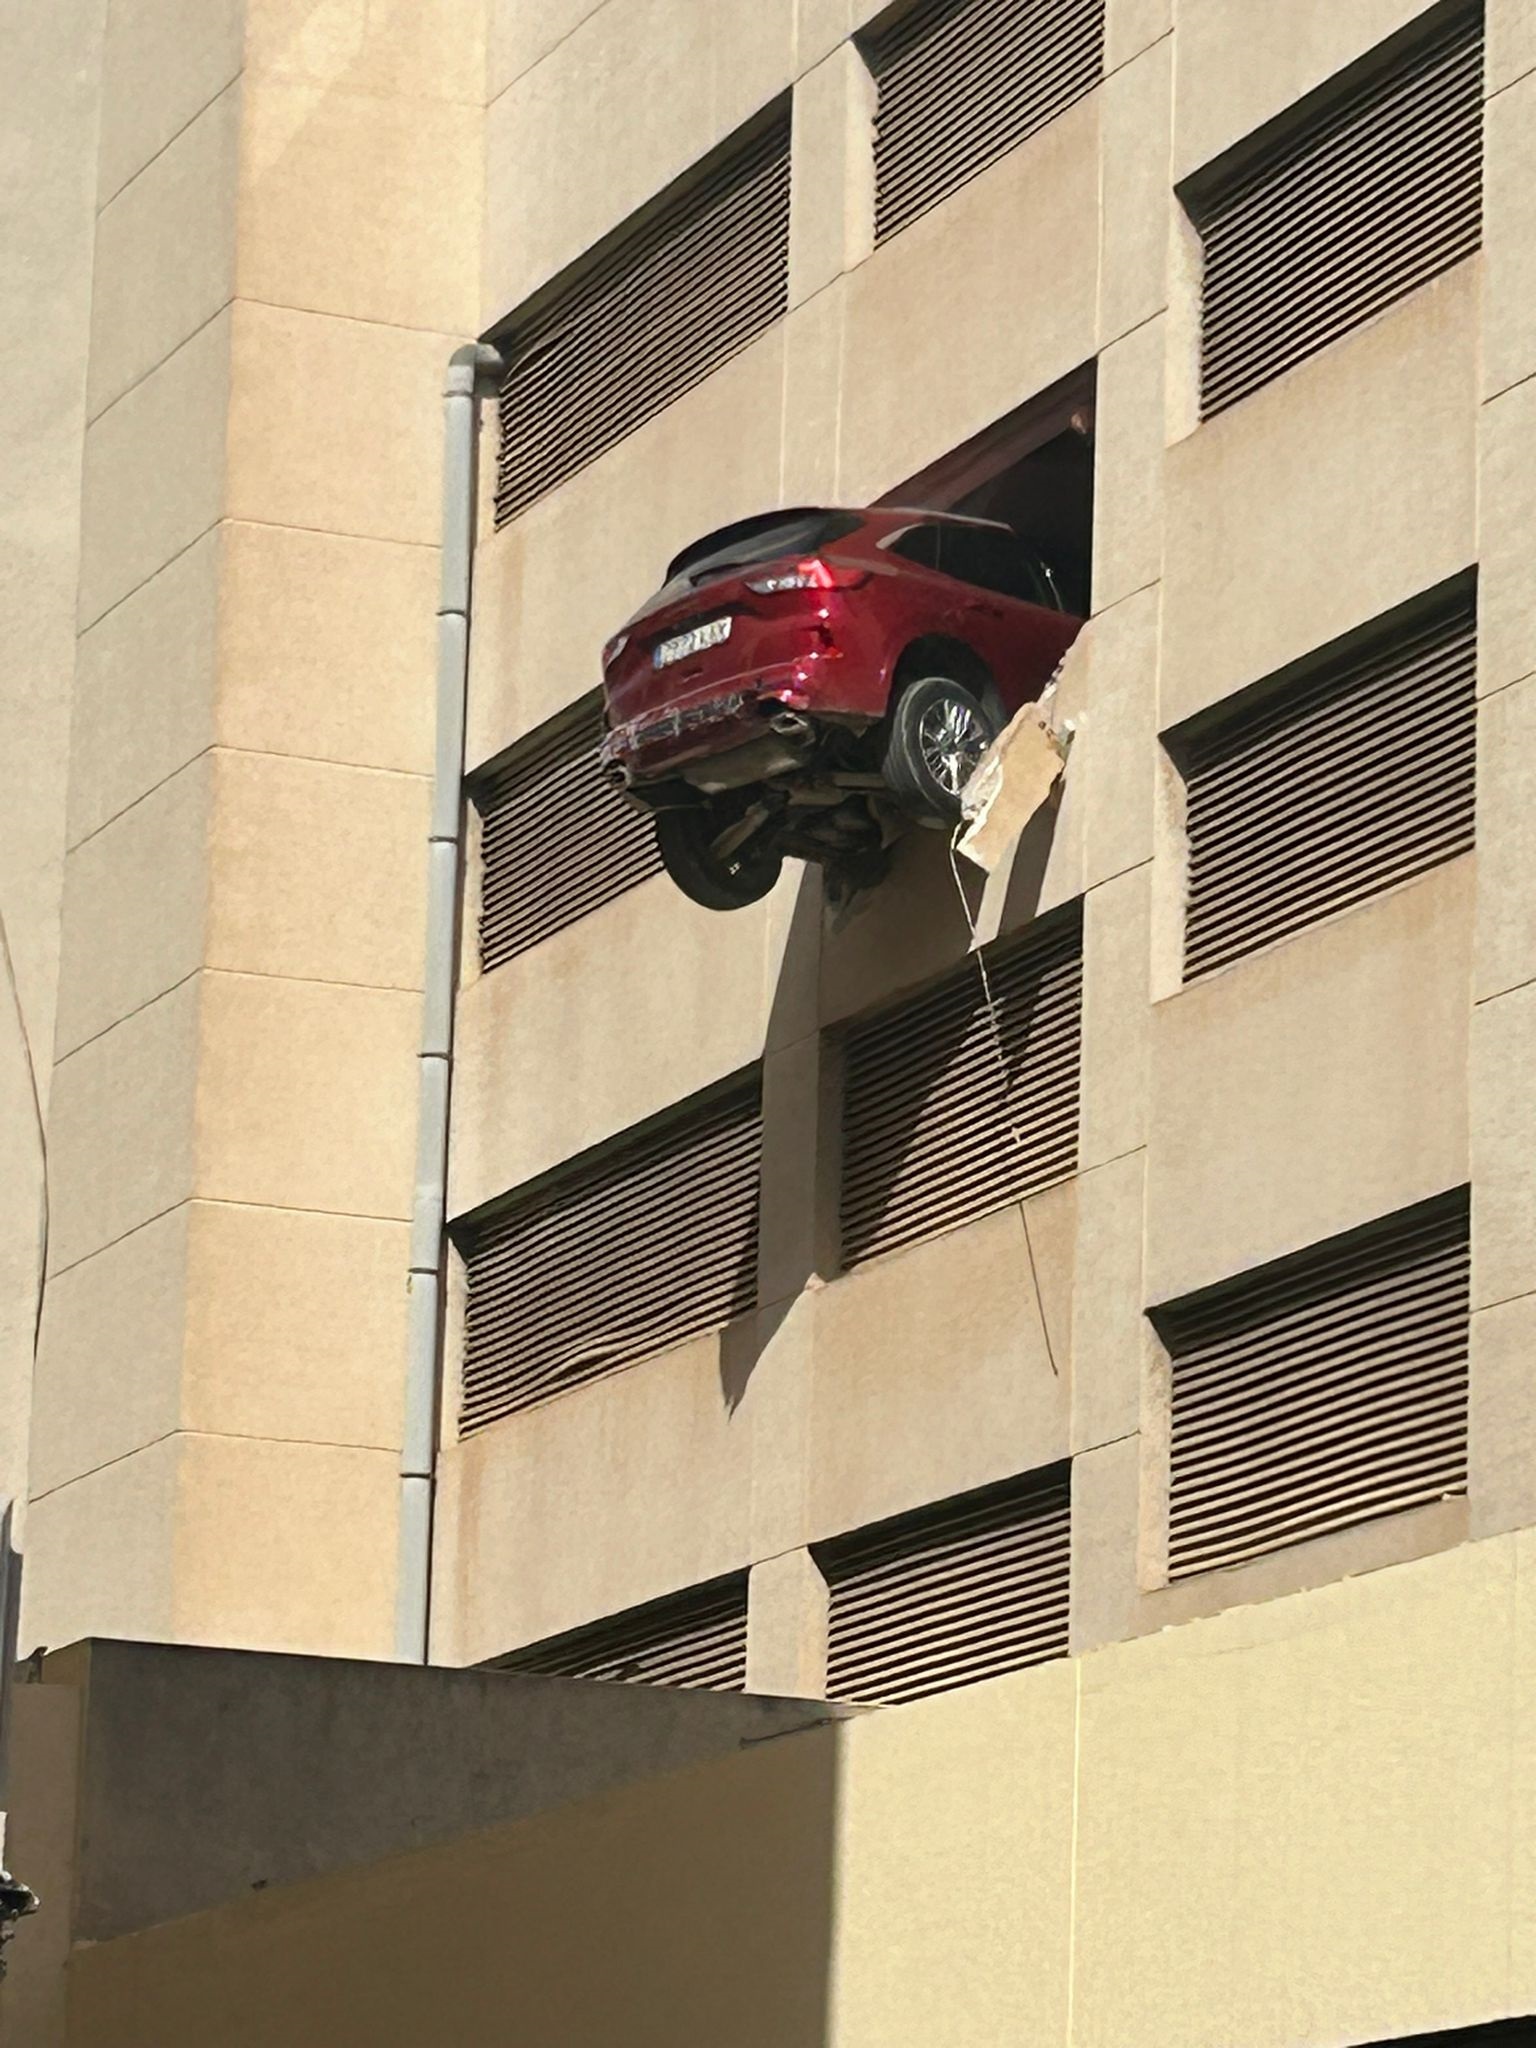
[{"x1": 13, "y1": 1637, "x2": 839, "y2": 1943}]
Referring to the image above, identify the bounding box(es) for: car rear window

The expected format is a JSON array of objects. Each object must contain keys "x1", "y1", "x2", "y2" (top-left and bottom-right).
[{"x1": 664, "y1": 511, "x2": 863, "y2": 593}]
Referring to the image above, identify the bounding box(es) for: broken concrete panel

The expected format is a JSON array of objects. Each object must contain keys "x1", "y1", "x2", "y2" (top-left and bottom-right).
[
  {"x1": 957, "y1": 701, "x2": 1068, "y2": 875},
  {"x1": 961, "y1": 626, "x2": 1094, "y2": 945}
]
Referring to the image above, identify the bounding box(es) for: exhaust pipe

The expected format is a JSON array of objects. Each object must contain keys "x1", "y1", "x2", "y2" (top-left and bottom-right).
[{"x1": 768, "y1": 710, "x2": 811, "y2": 738}]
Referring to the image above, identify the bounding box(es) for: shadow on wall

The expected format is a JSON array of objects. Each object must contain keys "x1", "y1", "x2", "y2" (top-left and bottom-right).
[
  {"x1": 710, "y1": 372, "x2": 1095, "y2": 1418},
  {"x1": 717, "y1": 771, "x2": 1063, "y2": 1420},
  {"x1": 718, "y1": 861, "x2": 823, "y2": 1417}
]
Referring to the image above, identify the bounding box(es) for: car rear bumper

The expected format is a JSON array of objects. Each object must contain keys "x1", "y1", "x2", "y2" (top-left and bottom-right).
[{"x1": 601, "y1": 654, "x2": 843, "y2": 786}]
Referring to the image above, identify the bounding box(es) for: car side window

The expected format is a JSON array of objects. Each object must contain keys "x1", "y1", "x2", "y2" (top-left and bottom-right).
[
  {"x1": 940, "y1": 527, "x2": 1055, "y2": 607},
  {"x1": 886, "y1": 523, "x2": 943, "y2": 571}
]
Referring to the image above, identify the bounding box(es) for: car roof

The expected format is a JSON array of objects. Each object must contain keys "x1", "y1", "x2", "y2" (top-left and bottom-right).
[
  {"x1": 876, "y1": 507, "x2": 1015, "y2": 534},
  {"x1": 664, "y1": 505, "x2": 1016, "y2": 579},
  {"x1": 664, "y1": 508, "x2": 838, "y2": 581}
]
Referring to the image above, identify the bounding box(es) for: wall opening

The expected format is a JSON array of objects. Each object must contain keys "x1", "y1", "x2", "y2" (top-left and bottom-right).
[{"x1": 883, "y1": 362, "x2": 1097, "y2": 616}]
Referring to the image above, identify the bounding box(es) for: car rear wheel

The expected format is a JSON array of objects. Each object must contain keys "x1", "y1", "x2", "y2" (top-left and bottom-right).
[
  {"x1": 654, "y1": 796, "x2": 784, "y2": 911},
  {"x1": 880, "y1": 675, "x2": 999, "y2": 826}
]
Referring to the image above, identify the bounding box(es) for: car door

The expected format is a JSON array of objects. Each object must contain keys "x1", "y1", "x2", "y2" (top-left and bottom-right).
[
  {"x1": 937, "y1": 526, "x2": 1082, "y2": 713},
  {"x1": 878, "y1": 520, "x2": 981, "y2": 663}
]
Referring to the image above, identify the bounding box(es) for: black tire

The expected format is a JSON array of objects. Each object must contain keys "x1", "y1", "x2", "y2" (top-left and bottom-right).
[
  {"x1": 880, "y1": 674, "x2": 999, "y2": 826},
  {"x1": 654, "y1": 799, "x2": 784, "y2": 911}
]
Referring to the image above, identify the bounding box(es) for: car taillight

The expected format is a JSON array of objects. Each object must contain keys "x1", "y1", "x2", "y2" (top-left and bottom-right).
[
  {"x1": 601, "y1": 630, "x2": 629, "y2": 667},
  {"x1": 744, "y1": 557, "x2": 868, "y2": 594}
]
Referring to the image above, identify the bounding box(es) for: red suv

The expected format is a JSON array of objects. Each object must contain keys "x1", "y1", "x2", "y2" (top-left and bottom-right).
[{"x1": 600, "y1": 506, "x2": 1084, "y2": 908}]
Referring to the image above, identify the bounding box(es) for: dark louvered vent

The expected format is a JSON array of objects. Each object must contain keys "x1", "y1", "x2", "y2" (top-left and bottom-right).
[
  {"x1": 816, "y1": 1467, "x2": 1071, "y2": 1705},
  {"x1": 840, "y1": 909, "x2": 1082, "y2": 1269},
  {"x1": 1159, "y1": 1191, "x2": 1470, "y2": 1582},
  {"x1": 458, "y1": 1077, "x2": 761, "y2": 1434},
  {"x1": 475, "y1": 696, "x2": 659, "y2": 971},
  {"x1": 1180, "y1": 583, "x2": 1475, "y2": 980},
  {"x1": 495, "y1": 1575, "x2": 748, "y2": 1692},
  {"x1": 1194, "y1": 3, "x2": 1483, "y2": 417},
  {"x1": 494, "y1": 108, "x2": 791, "y2": 524},
  {"x1": 864, "y1": 0, "x2": 1104, "y2": 243}
]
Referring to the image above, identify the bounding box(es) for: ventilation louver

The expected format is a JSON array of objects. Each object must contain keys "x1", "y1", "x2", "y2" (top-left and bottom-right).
[
  {"x1": 840, "y1": 909, "x2": 1082, "y2": 1270},
  {"x1": 494, "y1": 108, "x2": 791, "y2": 524},
  {"x1": 1180, "y1": 583, "x2": 1475, "y2": 980},
  {"x1": 1194, "y1": 4, "x2": 1483, "y2": 417},
  {"x1": 495, "y1": 1575, "x2": 749, "y2": 1691},
  {"x1": 864, "y1": 0, "x2": 1104, "y2": 244},
  {"x1": 458, "y1": 1077, "x2": 761, "y2": 1434},
  {"x1": 475, "y1": 696, "x2": 659, "y2": 971},
  {"x1": 817, "y1": 1467, "x2": 1071, "y2": 1705},
  {"x1": 1159, "y1": 1191, "x2": 1470, "y2": 1581}
]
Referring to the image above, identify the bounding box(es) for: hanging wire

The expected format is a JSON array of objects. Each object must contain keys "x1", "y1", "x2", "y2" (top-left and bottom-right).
[{"x1": 945, "y1": 826, "x2": 1059, "y2": 1378}]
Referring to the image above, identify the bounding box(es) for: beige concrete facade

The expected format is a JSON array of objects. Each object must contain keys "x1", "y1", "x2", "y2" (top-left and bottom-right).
[
  {"x1": 4, "y1": 0, "x2": 1536, "y2": 2038},
  {"x1": 8, "y1": 0, "x2": 481, "y2": 1659},
  {"x1": 2, "y1": 0, "x2": 1534, "y2": 1893},
  {"x1": 433, "y1": 0, "x2": 1527, "y2": 1700},
  {"x1": 0, "y1": 0, "x2": 106, "y2": 1593}
]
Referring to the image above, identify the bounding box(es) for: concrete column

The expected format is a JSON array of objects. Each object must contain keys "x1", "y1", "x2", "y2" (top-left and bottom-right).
[
  {"x1": 1106, "y1": 0, "x2": 1173, "y2": 73},
  {"x1": 1097, "y1": 27, "x2": 1173, "y2": 351},
  {"x1": 788, "y1": 41, "x2": 876, "y2": 308},
  {"x1": 745, "y1": 992, "x2": 833, "y2": 1568},
  {"x1": 1468, "y1": 14, "x2": 1536, "y2": 1535},
  {"x1": 0, "y1": 0, "x2": 107, "y2": 1562},
  {"x1": 1062, "y1": 27, "x2": 1173, "y2": 1651},
  {"x1": 746, "y1": 1548, "x2": 829, "y2": 1699},
  {"x1": 25, "y1": 0, "x2": 485, "y2": 1662},
  {"x1": 1069, "y1": 1434, "x2": 1142, "y2": 1654}
]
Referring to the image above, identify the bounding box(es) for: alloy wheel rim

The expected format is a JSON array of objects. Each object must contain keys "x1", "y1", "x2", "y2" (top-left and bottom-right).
[{"x1": 917, "y1": 696, "x2": 989, "y2": 795}]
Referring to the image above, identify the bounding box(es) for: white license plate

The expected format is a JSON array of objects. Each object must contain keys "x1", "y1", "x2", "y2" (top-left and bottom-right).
[{"x1": 653, "y1": 616, "x2": 732, "y2": 669}]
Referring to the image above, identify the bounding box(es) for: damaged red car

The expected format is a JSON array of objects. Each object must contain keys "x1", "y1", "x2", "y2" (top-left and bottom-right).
[{"x1": 599, "y1": 506, "x2": 1085, "y2": 909}]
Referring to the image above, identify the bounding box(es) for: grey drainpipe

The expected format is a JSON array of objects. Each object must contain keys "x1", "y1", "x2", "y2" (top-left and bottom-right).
[{"x1": 396, "y1": 340, "x2": 505, "y2": 1664}]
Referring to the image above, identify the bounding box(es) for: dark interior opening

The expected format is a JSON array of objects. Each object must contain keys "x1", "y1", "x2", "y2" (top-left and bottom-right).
[{"x1": 881, "y1": 362, "x2": 1097, "y2": 617}]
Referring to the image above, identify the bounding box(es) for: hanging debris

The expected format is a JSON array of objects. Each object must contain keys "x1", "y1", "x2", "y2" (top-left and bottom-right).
[
  {"x1": 956, "y1": 664, "x2": 1076, "y2": 874},
  {"x1": 0, "y1": 1868, "x2": 39, "y2": 1977}
]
